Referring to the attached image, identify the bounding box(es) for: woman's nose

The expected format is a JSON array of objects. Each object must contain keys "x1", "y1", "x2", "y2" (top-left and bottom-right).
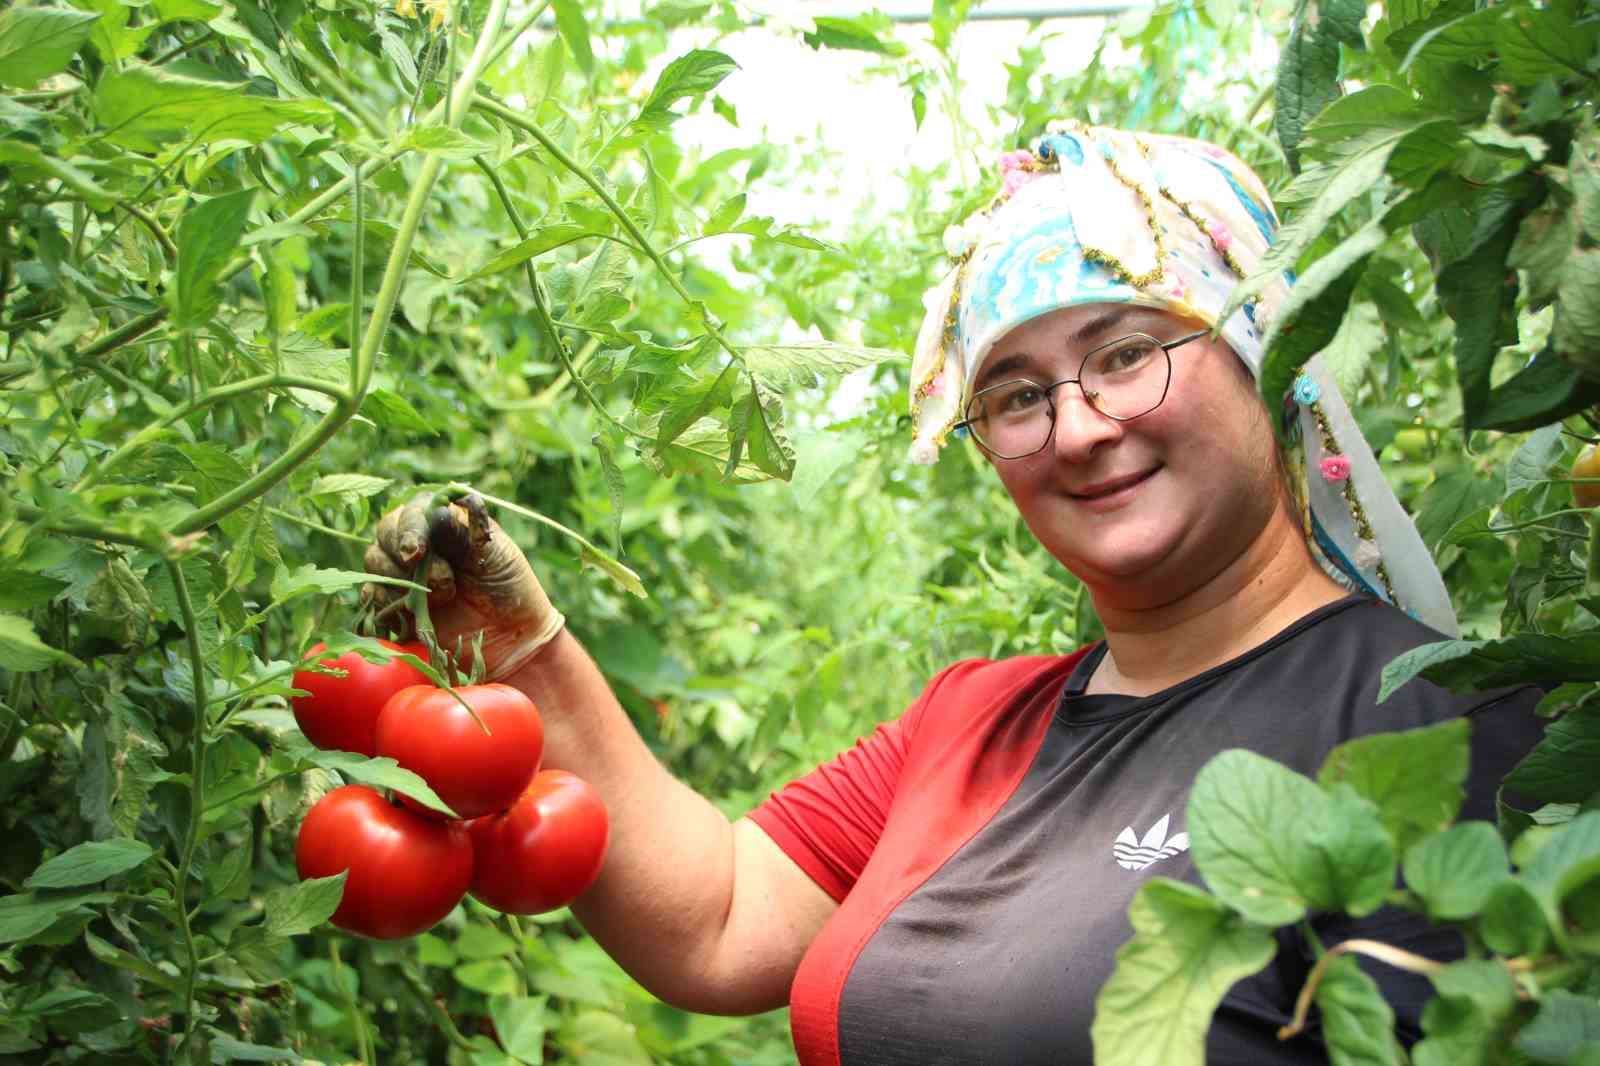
[{"x1": 1048, "y1": 384, "x2": 1123, "y2": 463}]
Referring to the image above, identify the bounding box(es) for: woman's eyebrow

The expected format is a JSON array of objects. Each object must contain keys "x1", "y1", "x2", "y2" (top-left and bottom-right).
[{"x1": 973, "y1": 351, "x2": 1037, "y2": 391}]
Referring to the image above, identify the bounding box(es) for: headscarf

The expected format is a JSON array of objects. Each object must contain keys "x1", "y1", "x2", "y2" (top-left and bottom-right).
[{"x1": 909, "y1": 120, "x2": 1458, "y2": 637}]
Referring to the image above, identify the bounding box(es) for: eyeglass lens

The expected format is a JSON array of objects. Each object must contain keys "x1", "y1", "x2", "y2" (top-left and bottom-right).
[{"x1": 964, "y1": 336, "x2": 1172, "y2": 458}]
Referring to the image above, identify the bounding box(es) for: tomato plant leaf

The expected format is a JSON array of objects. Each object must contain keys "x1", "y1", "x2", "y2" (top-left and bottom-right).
[
  {"x1": 1272, "y1": 19, "x2": 1340, "y2": 173},
  {"x1": 550, "y1": 0, "x2": 594, "y2": 72},
  {"x1": 803, "y1": 14, "x2": 908, "y2": 56},
  {"x1": 740, "y1": 341, "x2": 904, "y2": 389},
  {"x1": 0, "y1": 892, "x2": 113, "y2": 944},
  {"x1": 0, "y1": 8, "x2": 98, "y2": 89},
  {"x1": 204, "y1": 1034, "x2": 304, "y2": 1062},
  {"x1": 92, "y1": 64, "x2": 332, "y2": 151},
  {"x1": 24, "y1": 839, "x2": 154, "y2": 890},
  {"x1": 634, "y1": 49, "x2": 738, "y2": 131},
  {"x1": 307, "y1": 474, "x2": 392, "y2": 501},
  {"x1": 0, "y1": 569, "x2": 68, "y2": 612},
  {"x1": 1519, "y1": 810, "x2": 1600, "y2": 948},
  {"x1": 261, "y1": 872, "x2": 347, "y2": 940},
  {"x1": 301, "y1": 749, "x2": 456, "y2": 816},
  {"x1": 173, "y1": 189, "x2": 258, "y2": 330},
  {"x1": 1382, "y1": 634, "x2": 1600, "y2": 700},
  {"x1": 0, "y1": 613, "x2": 82, "y2": 672},
  {"x1": 1318, "y1": 720, "x2": 1470, "y2": 852},
  {"x1": 490, "y1": 994, "x2": 549, "y2": 1064},
  {"x1": 398, "y1": 123, "x2": 491, "y2": 160},
  {"x1": 741, "y1": 379, "x2": 796, "y2": 481},
  {"x1": 1403, "y1": 822, "x2": 1512, "y2": 920},
  {"x1": 1514, "y1": 989, "x2": 1600, "y2": 1063},
  {"x1": 1317, "y1": 954, "x2": 1408, "y2": 1066},
  {"x1": 1505, "y1": 708, "x2": 1600, "y2": 804},
  {"x1": 1090, "y1": 879, "x2": 1275, "y2": 1066},
  {"x1": 466, "y1": 224, "x2": 599, "y2": 280},
  {"x1": 360, "y1": 388, "x2": 436, "y2": 435}
]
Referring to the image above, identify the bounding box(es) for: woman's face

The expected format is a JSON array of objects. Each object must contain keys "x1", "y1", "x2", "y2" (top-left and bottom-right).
[{"x1": 972, "y1": 302, "x2": 1289, "y2": 608}]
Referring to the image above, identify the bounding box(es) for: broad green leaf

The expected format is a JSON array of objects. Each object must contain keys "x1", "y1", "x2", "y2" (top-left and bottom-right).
[
  {"x1": 1477, "y1": 879, "x2": 1549, "y2": 957},
  {"x1": 656, "y1": 364, "x2": 735, "y2": 450},
  {"x1": 558, "y1": 1009, "x2": 655, "y2": 1065},
  {"x1": 24, "y1": 838, "x2": 154, "y2": 889},
  {"x1": 0, "y1": 892, "x2": 112, "y2": 944},
  {"x1": 634, "y1": 49, "x2": 738, "y2": 131},
  {"x1": 206, "y1": 1034, "x2": 303, "y2": 1063},
  {"x1": 490, "y1": 995, "x2": 548, "y2": 1064},
  {"x1": 803, "y1": 13, "x2": 907, "y2": 56},
  {"x1": 308, "y1": 473, "x2": 392, "y2": 500},
  {"x1": 740, "y1": 378, "x2": 796, "y2": 482},
  {"x1": 1402, "y1": 822, "x2": 1510, "y2": 919},
  {"x1": 594, "y1": 431, "x2": 626, "y2": 554},
  {"x1": 1437, "y1": 211, "x2": 1522, "y2": 428},
  {"x1": 1314, "y1": 784, "x2": 1398, "y2": 918},
  {"x1": 1318, "y1": 720, "x2": 1470, "y2": 851},
  {"x1": 456, "y1": 923, "x2": 518, "y2": 960},
  {"x1": 1316, "y1": 954, "x2": 1407, "y2": 1066},
  {"x1": 361, "y1": 388, "x2": 436, "y2": 435},
  {"x1": 92, "y1": 64, "x2": 332, "y2": 151},
  {"x1": 304, "y1": 750, "x2": 456, "y2": 817},
  {"x1": 1506, "y1": 708, "x2": 1600, "y2": 803},
  {"x1": 1474, "y1": 347, "x2": 1600, "y2": 434},
  {"x1": 1515, "y1": 989, "x2": 1600, "y2": 1064},
  {"x1": 1413, "y1": 961, "x2": 1518, "y2": 1066},
  {"x1": 550, "y1": 0, "x2": 593, "y2": 71},
  {"x1": 173, "y1": 189, "x2": 258, "y2": 329},
  {"x1": 1273, "y1": 20, "x2": 1341, "y2": 171},
  {"x1": 1090, "y1": 879, "x2": 1275, "y2": 1066},
  {"x1": 0, "y1": 140, "x2": 114, "y2": 211},
  {"x1": 399, "y1": 124, "x2": 490, "y2": 159},
  {"x1": 1554, "y1": 249, "x2": 1600, "y2": 380},
  {"x1": 467, "y1": 224, "x2": 599, "y2": 280},
  {"x1": 269, "y1": 563, "x2": 419, "y2": 608},
  {"x1": 0, "y1": 8, "x2": 98, "y2": 89},
  {"x1": 262, "y1": 873, "x2": 346, "y2": 939},
  {"x1": 454, "y1": 958, "x2": 520, "y2": 996},
  {"x1": 0, "y1": 613, "x2": 82, "y2": 672},
  {"x1": 1380, "y1": 635, "x2": 1600, "y2": 700},
  {"x1": 1495, "y1": 6, "x2": 1597, "y2": 86},
  {"x1": 0, "y1": 570, "x2": 68, "y2": 611},
  {"x1": 741, "y1": 341, "x2": 905, "y2": 389},
  {"x1": 1520, "y1": 810, "x2": 1600, "y2": 947}
]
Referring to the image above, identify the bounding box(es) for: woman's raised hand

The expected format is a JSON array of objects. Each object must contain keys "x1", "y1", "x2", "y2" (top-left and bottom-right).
[{"x1": 362, "y1": 492, "x2": 565, "y2": 680}]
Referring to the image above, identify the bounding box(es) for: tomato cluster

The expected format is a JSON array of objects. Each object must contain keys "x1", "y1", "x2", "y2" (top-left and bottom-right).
[{"x1": 290, "y1": 640, "x2": 610, "y2": 939}]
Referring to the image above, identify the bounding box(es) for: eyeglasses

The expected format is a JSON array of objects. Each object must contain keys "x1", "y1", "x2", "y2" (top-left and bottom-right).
[{"x1": 956, "y1": 329, "x2": 1210, "y2": 460}]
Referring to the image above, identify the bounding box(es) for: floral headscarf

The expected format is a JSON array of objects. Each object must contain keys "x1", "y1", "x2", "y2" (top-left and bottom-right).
[{"x1": 910, "y1": 120, "x2": 1458, "y2": 636}]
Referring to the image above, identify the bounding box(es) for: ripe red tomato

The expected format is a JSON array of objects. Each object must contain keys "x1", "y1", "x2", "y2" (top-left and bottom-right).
[
  {"x1": 291, "y1": 639, "x2": 430, "y2": 756},
  {"x1": 375, "y1": 683, "x2": 544, "y2": 820},
  {"x1": 466, "y1": 770, "x2": 609, "y2": 915},
  {"x1": 294, "y1": 785, "x2": 473, "y2": 939}
]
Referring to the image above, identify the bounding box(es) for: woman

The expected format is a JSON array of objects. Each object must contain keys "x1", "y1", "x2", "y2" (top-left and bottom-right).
[{"x1": 364, "y1": 122, "x2": 1542, "y2": 1063}]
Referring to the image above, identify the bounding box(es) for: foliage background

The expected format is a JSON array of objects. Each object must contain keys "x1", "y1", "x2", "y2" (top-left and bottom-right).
[{"x1": 2, "y1": 0, "x2": 1588, "y2": 1062}]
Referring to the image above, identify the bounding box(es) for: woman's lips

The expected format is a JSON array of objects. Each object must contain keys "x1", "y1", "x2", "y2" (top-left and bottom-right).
[{"x1": 1068, "y1": 466, "x2": 1160, "y2": 505}]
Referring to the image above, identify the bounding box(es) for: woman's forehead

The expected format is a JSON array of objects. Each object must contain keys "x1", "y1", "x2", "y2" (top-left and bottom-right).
[{"x1": 975, "y1": 304, "x2": 1174, "y2": 382}]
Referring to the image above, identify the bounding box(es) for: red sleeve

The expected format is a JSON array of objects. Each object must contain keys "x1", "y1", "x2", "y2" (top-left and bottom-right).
[{"x1": 746, "y1": 666, "x2": 954, "y2": 902}]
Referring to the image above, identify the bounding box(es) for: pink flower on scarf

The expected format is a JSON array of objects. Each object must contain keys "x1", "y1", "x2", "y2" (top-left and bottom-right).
[
  {"x1": 923, "y1": 371, "x2": 947, "y2": 397},
  {"x1": 1210, "y1": 223, "x2": 1232, "y2": 254},
  {"x1": 1320, "y1": 455, "x2": 1351, "y2": 482},
  {"x1": 997, "y1": 149, "x2": 1034, "y2": 176},
  {"x1": 1003, "y1": 169, "x2": 1035, "y2": 197}
]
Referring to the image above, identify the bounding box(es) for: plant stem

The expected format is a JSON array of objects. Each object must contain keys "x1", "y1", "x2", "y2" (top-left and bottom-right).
[
  {"x1": 1278, "y1": 938, "x2": 1445, "y2": 1040},
  {"x1": 472, "y1": 96, "x2": 746, "y2": 365},
  {"x1": 330, "y1": 940, "x2": 377, "y2": 1064},
  {"x1": 167, "y1": 559, "x2": 211, "y2": 1057},
  {"x1": 269, "y1": 506, "x2": 371, "y2": 545},
  {"x1": 400, "y1": 967, "x2": 475, "y2": 1051}
]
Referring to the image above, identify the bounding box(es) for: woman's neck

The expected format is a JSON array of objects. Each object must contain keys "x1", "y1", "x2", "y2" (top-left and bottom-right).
[{"x1": 1083, "y1": 511, "x2": 1348, "y2": 697}]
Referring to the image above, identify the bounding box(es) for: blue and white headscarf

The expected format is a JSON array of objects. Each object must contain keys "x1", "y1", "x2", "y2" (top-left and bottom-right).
[{"x1": 909, "y1": 121, "x2": 1458, "y2": 636}]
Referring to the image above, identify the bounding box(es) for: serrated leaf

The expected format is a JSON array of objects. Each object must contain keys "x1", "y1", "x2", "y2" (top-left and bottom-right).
[
  {"x1": 93, "y1": 64, "x2": 332, "y2": 152},
  {"x1": 173, "y1": 189, "x2": 257, "y2": 329},
  {"x1": 1091, "y1": 879, "x2": 1276, "y2": 1066},
  {"x1": 1380, "y1": 635, "x2": 1600, "y2": 700},
  {"x1": 308, "y1": 473, "x2": 393, "y2": 500},
  {"x1": 1506, "y1": 708, "x2": 1600, "y2": 804},
  {"x1": 579, "y1": 545, "x2": 646, "y2": 599},
  {"x1": 1317, "y1": 954, "x2": 1407, "y2": 1066},
  {"x1": 740, "y1": 341, "x2": 904, "y2": 389},
  {"x1": 1318, "y1": 720, "x2": 1470, "y2": 852},
  {"x1": 261, "y1": 873, "x2": 346, "y2": 939},
  {"x1": 0, "y1": 892, "x2": 112, "y2": 944},
  {"x1": 634, "y1": 49, "x2": 738, "y2": 131},
  {"x1": 362, "y1": 388, "x2": 436, "y2": 435},
  {"x1": 269, "y1": 564, "x2": 419, "y2": 608},
  {"x1": 0, "y1": 570, "x2": 68, "y2": 611},
  {"x1": 303, "y1": 749, "x2": 456, "y2": 816},
  {"x1": 467, "y1": 224, "x2": 598, "y2": 280},
  {"x1": 0, "y1": 613, "x2": 82, "y2": 672},
  {"x1": 594, "y1": 433, "x2": 626, "y2": 555},
  {"x1": 0, "y1": 8, "x2": 98, "y2": 89},
  {"x1": 399, "y1": 124, "x2": 490, "y2": 159},
  {"x1": 741, "y1": 378, "x2": 796, "y2": 481},
  {"x1": 24, "y1": 839, "x2": 154, "y2": 889},
  {"x1": 803, "y1": 13, "x2": 907, "y2": 56}
]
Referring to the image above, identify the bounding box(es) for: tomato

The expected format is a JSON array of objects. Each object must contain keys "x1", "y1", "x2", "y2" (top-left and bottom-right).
[
  {"x1": 294, "y1": 784, "x2": 473, "y2": 939},
  {"x1": 1573, "y1": 446, "x2": 1600, "y2": 508},
  {"x1": 466, "y1": 770, "x2": 609, "y2": 915},
  {"x1": 375, "y1": 683, "x2": 544, "y2": 820},
  {"x1": 291, "y1": 638, "x2": 430, "y2": 756}
]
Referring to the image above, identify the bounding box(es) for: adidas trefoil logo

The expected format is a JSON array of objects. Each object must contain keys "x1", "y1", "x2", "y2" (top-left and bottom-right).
[{"x1": 1113, "y1": 814, "x2": 1190, "y2": 871}]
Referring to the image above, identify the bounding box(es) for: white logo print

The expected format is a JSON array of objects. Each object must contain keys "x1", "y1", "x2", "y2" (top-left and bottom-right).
[{"x1": 1113, "y1": 814, "x2": 1190, "y2": 871}]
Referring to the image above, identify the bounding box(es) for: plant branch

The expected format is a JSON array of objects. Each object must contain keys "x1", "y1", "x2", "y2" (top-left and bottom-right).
[
  {"x1": 1278, "y1": 938, "x2": 1445, "y2": 1040},
  {"x1": 167, "y1": 559, "x2": 211, "y2": 1056}
]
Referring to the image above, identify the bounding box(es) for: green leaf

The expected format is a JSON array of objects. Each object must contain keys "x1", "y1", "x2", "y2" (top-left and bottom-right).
[
  {"x1": 0, "y1": 8, "x2": 98, "y2": 89},
  {"x1": 270, "y1": 563, "x2": 417, "y2": 608},
  {"x1": 1506, "y1": 708, "x2": 1600, "y2": 803},
  {"x1": 1554, "y1": 249, "x2": 1600, "y2": 380},
  {"x1": 1477, "y1": 879, "x2": 1549, "y2": 956},
  {"x1": 0, "y1": 613, "x2": 82, "y2": 672},
  {"x1": 467, "y1": 224, "x2": 598, "y2": 280},
  {"x1": 303, "y1": 750, "x2": 456, "y2": 817},
  {"x1": 1318, "y1": 719, "x2": 1470, "y2": 852},
  {"x1": 206, "y1": 1034, "x2": 303, "y2": 1063},
  {"x1": 1495, "y1": 6, "x2": 1598, "y2": 85},
  {"x1": 1520, "y1": 810, "x2": 1600, "y2": 948},
  {"x1": 1515, "y1": 989, "x2": 1600, "y2": 1064},
  {"x1": 656, "y1": 364, "x2": 735, "y2": 451},
  {"x1": 0, "y1": 891, "x2": 112, "y2": 944},
  {"x1": 739, "y1": 378, "x2": 796, "y2": 482},
  {"x1": 578, "y1": 544, "x2": 647, "y2": 600},
  {"x1": 1380, "y1": 635, "x2": 1600, "y2": 700},
  {"x1": 1413, "y1": 960, "x2": 1518, "y2": 1066},
  {"x1": 92, "y1": 64, "x2": 332, "y2": 151},
  {"x1": 0, "y1": 140, "x2": 114, "y2": 211},
  {"x1": 454, "y1": 958, "x2": 520, "y2": 996},
  {"x1": 362, "y1": 388, "x2": 437, "y2": 435},
  {"x1": 803, "y1": 13, "x2": 907, "y2": 56},
  {"x1": 550, "y1": 0, "x2": 593, "y2": 72},
  {"x1": 1090, "y1": 879, "x2": 1276, "y2": 1066},
  {"x1": 173, "y1": 189, "x2": 258, "y2": 330},
  {"x1": 308, "y1": 473, "x2": 392, "y2": 501},
  {"x1": 594, "y1": 432, "x2": 626, "y2": 555},
  {"x1": 740, "y1": 341, "x2": 905, "y2": 389},
  {"x1": 0, "y1": 570, "x2": 68, "y2": 611},
  {"x1": 1473, "y1": 346, "x2": 1600, "y2": 434},
  {"x1": 24, "y1": 838, "x2": 154, "y2": 889},
  {"x1": 1189, "y1": 749, "x2": 1395, "y2": 924},
  {"x1": 398, "y1": 124, "x2": 490, "y2": 159},
  {"x1": 456, "y1": 922, "x2": 517, "y2": 960},
  {"x1": 1438, "y1": 214, "x2": 1522, "y2": 429},
  {"x1": 257, "y1": 874, "x2": 346, "y2": 940},
  {"x1": 1316, "y1": 954, "x2": 1407, "y2": 1066},
  {"x1": 1402, "y1": 822, "x2": 1510, "y2": 919},
  {"x1": 490, "y1": 995, "x2": 548, "y2": 1064},
  {"x1": 635, "y1": 50, "x2": 738, "y2": 131},
  {"x1": 1273, "y1": 20, "x2": 1341, "y2": 172}
]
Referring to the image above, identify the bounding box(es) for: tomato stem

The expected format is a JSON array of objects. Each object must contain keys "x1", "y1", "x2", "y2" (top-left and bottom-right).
[{"x1": 166, "y1": 559, "x2": 211, "y2": 1057}]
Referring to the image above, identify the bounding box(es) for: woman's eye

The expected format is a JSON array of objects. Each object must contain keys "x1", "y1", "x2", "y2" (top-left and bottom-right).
[
  {"x1": 1102, "y1": 343, "x2": 1154, "y2": 372},
  {"x1": 1000, "y1": 386, "x2": 1047, "y2": 413}
]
